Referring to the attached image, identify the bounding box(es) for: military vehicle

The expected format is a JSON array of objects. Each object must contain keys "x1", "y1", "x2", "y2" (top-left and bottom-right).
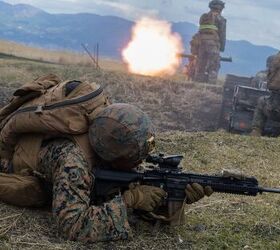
[{"x1": 219, "y1": 74, "x2": 280, "y2": 136}]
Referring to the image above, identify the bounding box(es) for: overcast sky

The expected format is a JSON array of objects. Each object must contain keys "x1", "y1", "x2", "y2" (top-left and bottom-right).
[{"x1": 3, "y1": 0, "x2": 280, "y2": 49}]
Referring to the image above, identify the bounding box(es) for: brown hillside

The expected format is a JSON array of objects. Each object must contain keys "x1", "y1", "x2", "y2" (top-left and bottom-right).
[{"x1": 0, "y1": 61, "x2": 222, "y2": 132}]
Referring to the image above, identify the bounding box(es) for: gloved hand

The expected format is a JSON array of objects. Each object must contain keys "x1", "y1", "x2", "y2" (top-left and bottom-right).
[
  {"x1": 185, "y1": 183, "x2": 213, "y2": 204},
  {"x1": 123, "y1": 184, "x2": 166, "y2": 212}
]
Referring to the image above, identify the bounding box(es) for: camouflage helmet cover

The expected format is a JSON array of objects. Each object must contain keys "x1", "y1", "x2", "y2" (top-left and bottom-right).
[
  {"x1": 209, "y1": 0, "x2": 225, "y2": 10},
  {"x1": 89, "y1": 103, "x2": 155, "y2": 168}
]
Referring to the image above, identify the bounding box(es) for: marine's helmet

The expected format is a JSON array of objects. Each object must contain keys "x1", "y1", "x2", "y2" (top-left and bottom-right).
[
  {"x1": 89, "y1": 103, "x2": 155, "y2": 170},
  {"x1": 267, "y1": 52, "x2": 280, "y2": 91},
  {"x1": 209, "y1": 0, "x2": 225, "y2": 11}
]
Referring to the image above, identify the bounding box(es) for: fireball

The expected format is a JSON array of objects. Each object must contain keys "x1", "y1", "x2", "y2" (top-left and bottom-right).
[{"x1": 122, "y1": 17, "x2": 183, "y2": 76}]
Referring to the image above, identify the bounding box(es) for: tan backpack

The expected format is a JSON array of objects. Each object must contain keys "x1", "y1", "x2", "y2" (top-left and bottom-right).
[
  {"x1": 0, "y1": 74, "x2": 109, "y2": 207},
  {"x1": 0, "y1": 74, "x2": 109, "y2": 171}
]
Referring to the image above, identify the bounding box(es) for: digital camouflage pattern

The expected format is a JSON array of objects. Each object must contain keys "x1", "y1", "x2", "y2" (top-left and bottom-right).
[
  {"x1": 252, "y1": 53, "x2": 280, "y2": 133},
  {"x1": 89, "y1": 103, "x2": 155, "y2": 166},
  {"x1": 37, "y1": 138, "x2": 131, "y2": 243},
  {"x1": 267, "y1": 52, "x2": 280, "y2": 91},
  {"x1": 252, "y1": 92, "x2": 280, "y2": 132}
]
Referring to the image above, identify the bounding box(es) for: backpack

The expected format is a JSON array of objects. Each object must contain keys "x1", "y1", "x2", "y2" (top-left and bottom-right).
[
  {"x1": 0, "y1": 74, "x2": 109, "y2": 207},
  {"x1": 0, "y1": 74, "x2": 109, "y2": 172}
]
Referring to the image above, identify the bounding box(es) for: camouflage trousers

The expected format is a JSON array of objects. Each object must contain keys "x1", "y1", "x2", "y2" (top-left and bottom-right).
[
  {"x1": 37, "y1": 139, "x2": 131, "y2": 242},
  {"x1": 194, "y1": 40, "x2": 220, "y2": 84}
]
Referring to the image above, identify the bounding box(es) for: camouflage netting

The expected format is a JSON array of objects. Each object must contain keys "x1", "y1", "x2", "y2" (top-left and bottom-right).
[{"x1": 0, "y1": 131, "x2": 279, "y2": 249}]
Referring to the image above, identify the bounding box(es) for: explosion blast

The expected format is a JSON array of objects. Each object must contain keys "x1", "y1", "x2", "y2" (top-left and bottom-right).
[{"x1": 122, "y1": 17, "x2": 183, "y2": 76}]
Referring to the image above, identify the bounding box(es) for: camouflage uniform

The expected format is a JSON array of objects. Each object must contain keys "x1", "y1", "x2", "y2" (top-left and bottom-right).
[
  {"x1": 193, "y1": 1, "x2": 226, "y2": 84},
  {"x1": 251, "y1": 53, "x2": 280, "y2": 134},
  {"x1": 185, "y1": 34, "x2": 199, "y2": 81},
  {"x1": 251, "y1": 91, "x2": 280, "y2": 132},
  {"x1": 37, "y1": 138, "x2": 131, "y2": 243}
]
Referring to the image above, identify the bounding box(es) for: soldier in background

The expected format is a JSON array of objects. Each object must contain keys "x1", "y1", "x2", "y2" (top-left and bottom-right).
[
  {"x1": 251, "y1": 53, "x2": 280, "y2": 136},
  {"x1": 252, "y1": 54, "x2": 277, "y2": 90},
  {"x1": 190, "y1": 0, "x2": 226, "y2": 84}
]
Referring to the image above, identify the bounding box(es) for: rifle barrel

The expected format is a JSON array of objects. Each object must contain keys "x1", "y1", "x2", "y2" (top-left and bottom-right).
[
  {"x1": 259, "y1": 187, "x2": 280, "y2": 194},
  {"x1": 220, "y1": 56, "x2": 233, "y2": 62}
]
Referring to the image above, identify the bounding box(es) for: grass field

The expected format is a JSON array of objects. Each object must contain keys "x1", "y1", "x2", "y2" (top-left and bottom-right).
[
  {"x1": 0, "y1": 40, "x2": 279, "y2": 249},
  {"x1": 0, "y1": 43, "x2": 222, "y2": 132},
  {"x1": 0, "y1": 132, "x2": 280, "y2": 250}
]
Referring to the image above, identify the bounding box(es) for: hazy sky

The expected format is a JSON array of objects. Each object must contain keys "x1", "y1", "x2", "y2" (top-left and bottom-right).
[{"x1": 3, "y1": 0, "x2": 280, "y2": 49}]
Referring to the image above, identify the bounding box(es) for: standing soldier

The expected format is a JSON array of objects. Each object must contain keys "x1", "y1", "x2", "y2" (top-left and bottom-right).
[{"x1": 193, "y1": 0, "x2": 226, "y2": 84}]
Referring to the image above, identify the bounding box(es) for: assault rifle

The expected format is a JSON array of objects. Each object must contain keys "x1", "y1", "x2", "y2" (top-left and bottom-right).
[
  {"x1": 92, "y1": 154, "x2": 280, "y2": 205},
  {"x1": 177, "y1": 53, "x2": 233, "y2": 63}
]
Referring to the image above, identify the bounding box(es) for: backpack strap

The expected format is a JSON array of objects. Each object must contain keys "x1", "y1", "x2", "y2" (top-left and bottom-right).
[{"x1": 0, "y1": 74, "x2": 61, "y2": 125}]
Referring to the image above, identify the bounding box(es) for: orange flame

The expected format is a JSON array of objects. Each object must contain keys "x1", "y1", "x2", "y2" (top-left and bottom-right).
[{"x1": 122, "y1": 17, "x2": 183, "y2": 76}]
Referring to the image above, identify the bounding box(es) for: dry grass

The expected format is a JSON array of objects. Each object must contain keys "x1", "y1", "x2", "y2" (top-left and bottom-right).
[
  {"x1": 0, "y1": 44, "x2": 278, "y2": 249},
  {"x1": 0, "y1": 56, "x2": 222, "y2": 132},
  {"x1": 0, "y1": 39, "x2": 129, "y2": 72}
]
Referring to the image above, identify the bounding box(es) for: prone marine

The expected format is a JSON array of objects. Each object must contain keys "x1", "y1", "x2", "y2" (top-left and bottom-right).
[{"x1": 0, "y1": 75, "x2": 213, "y2": 242}]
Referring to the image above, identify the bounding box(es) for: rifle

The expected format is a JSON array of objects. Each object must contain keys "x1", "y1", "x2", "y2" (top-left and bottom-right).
[
  {"x1": 92, "y1": 154, "x2": 280, "y2": 205},
  {"x1": 178, "y1": 53, "x2": 233, "y2": 63}
]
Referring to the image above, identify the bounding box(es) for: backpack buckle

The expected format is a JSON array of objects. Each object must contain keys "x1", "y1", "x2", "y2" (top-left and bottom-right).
[{"x1": 35, "y1": 105, "x2": 43, "y2": 114}]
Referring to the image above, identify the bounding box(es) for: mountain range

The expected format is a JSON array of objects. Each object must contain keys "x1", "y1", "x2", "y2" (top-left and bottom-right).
[{"x1": 0, "y1": 0, "x2": 278, "y2": 76}]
